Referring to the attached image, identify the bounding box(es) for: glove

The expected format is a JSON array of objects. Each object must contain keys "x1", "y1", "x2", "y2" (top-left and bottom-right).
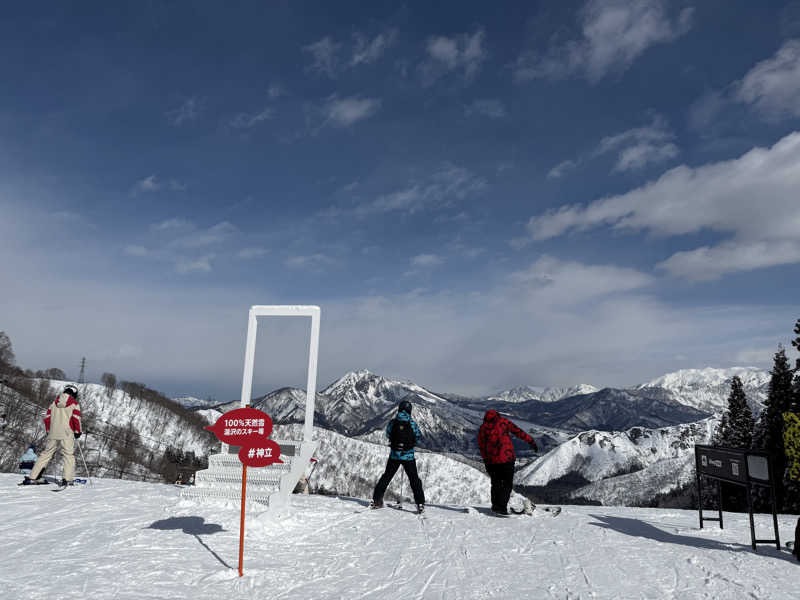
[
  {"x1": 74, "y1": 432, "x2": 82, "y2": 439},
  {"x1": 529, "y1": 440, "x2": 538, "y2": 452}
]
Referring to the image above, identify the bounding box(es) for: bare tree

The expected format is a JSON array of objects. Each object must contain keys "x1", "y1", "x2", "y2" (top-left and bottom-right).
[
  {"x1": 101, "y1": 372, "x2": 117, "y2": 396},
  {"x1": 0, "y1": 331, "x2": 15, "y2": 374}
]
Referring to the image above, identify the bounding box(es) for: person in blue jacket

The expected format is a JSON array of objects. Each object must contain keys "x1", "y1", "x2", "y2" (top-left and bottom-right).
[
  {"x1": 370, "y1": 400, "x2": 426, "y2": 513},
  {"x1": 19, "y1": 444, "x2": 38, "y2": 475}
]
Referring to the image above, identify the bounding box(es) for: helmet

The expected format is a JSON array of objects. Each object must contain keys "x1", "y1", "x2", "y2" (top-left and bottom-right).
[
  {"x1": 398, "y1": 400, "x2": 412, "y2": 414},
  {"x1": 63, "y1": 384, "x2": 79, "y2": 398}
]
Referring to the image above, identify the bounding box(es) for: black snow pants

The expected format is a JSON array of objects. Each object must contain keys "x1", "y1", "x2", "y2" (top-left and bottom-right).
[
  {"x1": 486, "y1": 460, "x2": 515, "y2": 511},
  {"x1": 373, "y1": 458, "x2": 425, "y2": 506}
]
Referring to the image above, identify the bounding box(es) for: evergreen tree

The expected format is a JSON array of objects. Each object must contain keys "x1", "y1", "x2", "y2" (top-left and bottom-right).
[
  {"x1": 753, "y1": 347, "x2": 794, "y2": 510},
  {"x1": 720, "y1": 376, "x2": 754, "y2": 448},
  {"x1": 712, "y1": 413, "x2": 728, "y2": 446},
  {"x1": 792, "y1": 318, "x2": 800, "y2": 413}
]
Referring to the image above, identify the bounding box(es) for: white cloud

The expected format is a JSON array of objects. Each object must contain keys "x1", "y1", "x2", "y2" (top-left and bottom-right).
[
  {"x1": 464, "y1": 99, "x2": 507, "y2": 119},
  {"x1": 411, "y1": 254, "x2": 444, "y2": 268},
  {"x1": 133, "y1": 175, "x2": 186, "y2": 194},
  {"x1": 305, "y1": 31, "x2": 396, "y2": 77},
  {"x1": 323, "y1": 96, "x2": 381, "y2": 127},
  {"x1": 735, "y1": 39, "x2": 800, "y2": 119},
  {"x1": 657, "y1": 240, "x2": 800, "y2": 281},
  {"x1": 420, "y1": 29, "x2": 486, "y2": 85},
  {"x1": 230, "y1": 106, "x2": 273, "y2": 129},
  {"x1": 237, "y1": 247, "x2": 269, "y2": 260},
  {"x1": 124, "y1": 245, "x2": 149, "y2": 257},
  {"x1": 268, "y1": 84, "x2": 286, "y2": 98},
  {"x1": 514, "y1": 1, "x2": 693, "y2": 83},
  {"x1": 304, "y1": 36, "x2": 340, "y2": 77},
  {"x1": 527, "y1": 131, "x2": 800, "y2": 279},
  {"x1": 150, "y1": 218, "x2": 193, "y2": 232},
  {"x1": 547, "y1": 159, "x2": 578, "y2": 179},
  {"x1": 355, "y1": 164, "x2": 487, "y2": 216},
  {"x1": 175, "y1": 255, "x2": 214, "y2": 274},
  {"x1": 351, "y1": 30, "x2": 397, "y2": 66},
  {"x1": 509, "y1": 255, "x2": 654, "y2": 306},
  {"x1": 170, "y1": 222, "x2": 238, "y2": 249},
  {"x1": 596, "y1": 114, "x2": 678, "y2": 172},
  {"x1": 167, "y1": 97, "x2": 202, "y2": 126},
  {"x1": 285, "y1": 254, "x2": 335, "y2": 269}
]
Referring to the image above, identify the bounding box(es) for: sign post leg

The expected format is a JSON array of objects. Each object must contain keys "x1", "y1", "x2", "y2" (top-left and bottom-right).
[
  {"x1": 717, "y1": 483, "x2": 723, "y2": 529},
  {"x1": 696, "y1": 471, "x2": 703, "y2": 529},
  {"x1": 769, "y1": 481, "x2": 781, "y2": 551},
  {"x1": 239, "y1": 464, "x2": 247, "y2": 577}
]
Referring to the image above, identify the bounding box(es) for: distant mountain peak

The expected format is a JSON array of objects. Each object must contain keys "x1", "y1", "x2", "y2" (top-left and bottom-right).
[{"x1": 488, "y1": 383, "x2": 599, "y2": 403}]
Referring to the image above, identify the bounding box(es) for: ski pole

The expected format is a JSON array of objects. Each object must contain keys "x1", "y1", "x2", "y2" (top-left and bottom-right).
[{"x1": 77, "y1": 435, "x2": 93, "y2": 486}]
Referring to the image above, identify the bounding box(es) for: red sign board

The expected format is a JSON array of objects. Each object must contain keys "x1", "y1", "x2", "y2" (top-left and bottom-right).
[
  {"x1": 238, "y1": 440, "x2": 283, "y2": 467},
  {"x1": 205, "y1": 407, "x2": 282, "y2": 466}
]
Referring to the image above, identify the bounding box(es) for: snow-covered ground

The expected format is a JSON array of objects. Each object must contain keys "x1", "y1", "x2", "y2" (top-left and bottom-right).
[{"x1": 2, "y1": 473, "x2": 797, "y2": 599}]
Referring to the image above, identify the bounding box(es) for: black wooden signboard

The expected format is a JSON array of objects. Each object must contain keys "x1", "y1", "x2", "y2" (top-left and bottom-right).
[{"x1": 694, "y1": 445, "x2": 779, "y2": 552}]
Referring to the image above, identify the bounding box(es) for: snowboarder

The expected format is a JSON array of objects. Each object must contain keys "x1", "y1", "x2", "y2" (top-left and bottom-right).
[
  {"x1": 370, "y1": 400, "x2": 426, "y2": 513},
  {"x1": 19, "y1": 444, "x2": 38, "y2": 475},
  {"x1": 478, "y1": 409, "x2": 537, "y2": 516},
  {"x1": 21, "y1": 383, "x2": 82, "y2": 487}
]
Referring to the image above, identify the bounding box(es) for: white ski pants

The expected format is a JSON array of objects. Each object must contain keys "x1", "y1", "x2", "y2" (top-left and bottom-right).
[{"x1": 30, "y1": 436, "x2": 75, "y2": 482}]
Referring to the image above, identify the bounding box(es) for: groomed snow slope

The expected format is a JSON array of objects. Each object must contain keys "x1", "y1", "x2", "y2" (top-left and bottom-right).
[{"x1": 2, "y1": 474, "x2": 797, "y2": 599}]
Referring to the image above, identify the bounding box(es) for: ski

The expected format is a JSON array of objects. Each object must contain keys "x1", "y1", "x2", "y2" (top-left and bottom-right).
[{"x1": 17, "y1": 480, "x2": 50, "y2": 486}]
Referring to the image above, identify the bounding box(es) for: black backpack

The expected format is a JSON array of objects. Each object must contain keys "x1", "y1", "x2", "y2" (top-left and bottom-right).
[{"x1": 389, "y1": 418, "x2": 416, "y2": 451}]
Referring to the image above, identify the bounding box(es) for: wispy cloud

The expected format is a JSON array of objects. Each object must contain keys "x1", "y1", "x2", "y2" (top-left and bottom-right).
[
  {"x1": 464, "y1": 99, "x2": 507, "y2": 119},
  {"x1": 167, "y1": 97, "x2": 203, "y2": 126},
  {"x1": 527, "y1": 131, "x2": 800, "y2": 280},
  {"x1": 322, "y1": 95, "x2": 381, "y2": 127},
  {"x1": 237, "y1": 247, "x2": 269, "y2": 260},
  {"x1": 132, "y1": 175, "x2": 186, "y2": 195},
  {"x1": 175, "y1": 255, "x2": 214, "y2": 274},
  {"x1": 285, "y1": 253, "x2": 335, "y2": 269},
  {"x1": 514, "y1": 1, "x2": 693, "y2": 83},
  {"x1": 509, "y1": 255, "x2": 654, "y2": 306},
  {"x1": 351, "y1": 30, "x2": 398, "y2": 66},
  {"x1": 150, "y1": 218, "x2": 193, "y2": 232},
  {"x1": 411, "y1": 254, "x2": 444, "y2": 268},
  {"x1": 419, "y1": 29, "x2": 486, "y2": 85},
  {"x1": 355, "y1": 164, "x2": 487, "y2": 216},
  {"x1": 305, "y1": 30, "x2": 397, "y2": 77},
  {"x1": 169, "y1": 222, "x2": 238, "y2": 249},
  {"x1": 547, "y1": 159, "x2": 578, "y2": 179},
  {"x1": 595, "y1": 114, "x2": 678, "y2": 172},
  {"x1": 229, "y1": 106, "x2": 274, "y2": 129},
  {"x1": 304, "y1": 36, "x2": 341, "y2": 77},
  {"x1": 735, "y1": 39, "x2": 800, "y2": 120}
]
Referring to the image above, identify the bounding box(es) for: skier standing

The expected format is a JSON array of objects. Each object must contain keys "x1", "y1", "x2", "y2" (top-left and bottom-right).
[
  {"x1": 21, "y1": 384, "x2": 82, "y2": 486},
  {"x1": 370, "y1": 400, "x2": 426, "y2": 513},
  {"x1": 478, "y1": 409, "x2": 537, "y2": 516}
]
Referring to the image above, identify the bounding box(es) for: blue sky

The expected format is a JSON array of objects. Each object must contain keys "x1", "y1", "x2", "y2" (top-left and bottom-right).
[{"x1": 3, "y1": 1, "x2": 800, "y2": 400}]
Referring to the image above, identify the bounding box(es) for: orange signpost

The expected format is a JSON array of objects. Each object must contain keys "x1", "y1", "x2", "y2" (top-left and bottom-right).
[{"x1": 205, "y1": 406, "x2": 282, "y2": 576}]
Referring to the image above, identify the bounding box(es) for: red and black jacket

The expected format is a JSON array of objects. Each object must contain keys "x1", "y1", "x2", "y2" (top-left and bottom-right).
[{"x1": 478, "y1": 409, "x2": 533, "y2": 464}]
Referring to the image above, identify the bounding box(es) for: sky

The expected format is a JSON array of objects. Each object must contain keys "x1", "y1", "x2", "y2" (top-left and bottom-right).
[{"x1": 2, "y1": 1, "x2": 800, "y2": 401}]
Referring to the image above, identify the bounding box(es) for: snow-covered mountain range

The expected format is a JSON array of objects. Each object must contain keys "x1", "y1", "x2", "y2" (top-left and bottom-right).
[
  {"x1": 488, "y1": 383, "x2": 598, "y2": 403},
  {"x1": 637, "y1": 366, "x2": 769, "y2": 414}
]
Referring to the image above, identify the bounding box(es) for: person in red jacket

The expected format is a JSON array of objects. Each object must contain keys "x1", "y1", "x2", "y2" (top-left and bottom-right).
[
  {"x1": 21, "y1": 383, "x2": 82, "y2": 486},
  {"x1": 478, "y1": 409, "x2": 537, "y2": 516}
]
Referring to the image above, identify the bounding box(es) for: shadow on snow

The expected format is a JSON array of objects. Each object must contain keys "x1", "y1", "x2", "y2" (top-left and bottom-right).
[{"x1": 148, "y1": 516, "x2": 232, "y2": 569}]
